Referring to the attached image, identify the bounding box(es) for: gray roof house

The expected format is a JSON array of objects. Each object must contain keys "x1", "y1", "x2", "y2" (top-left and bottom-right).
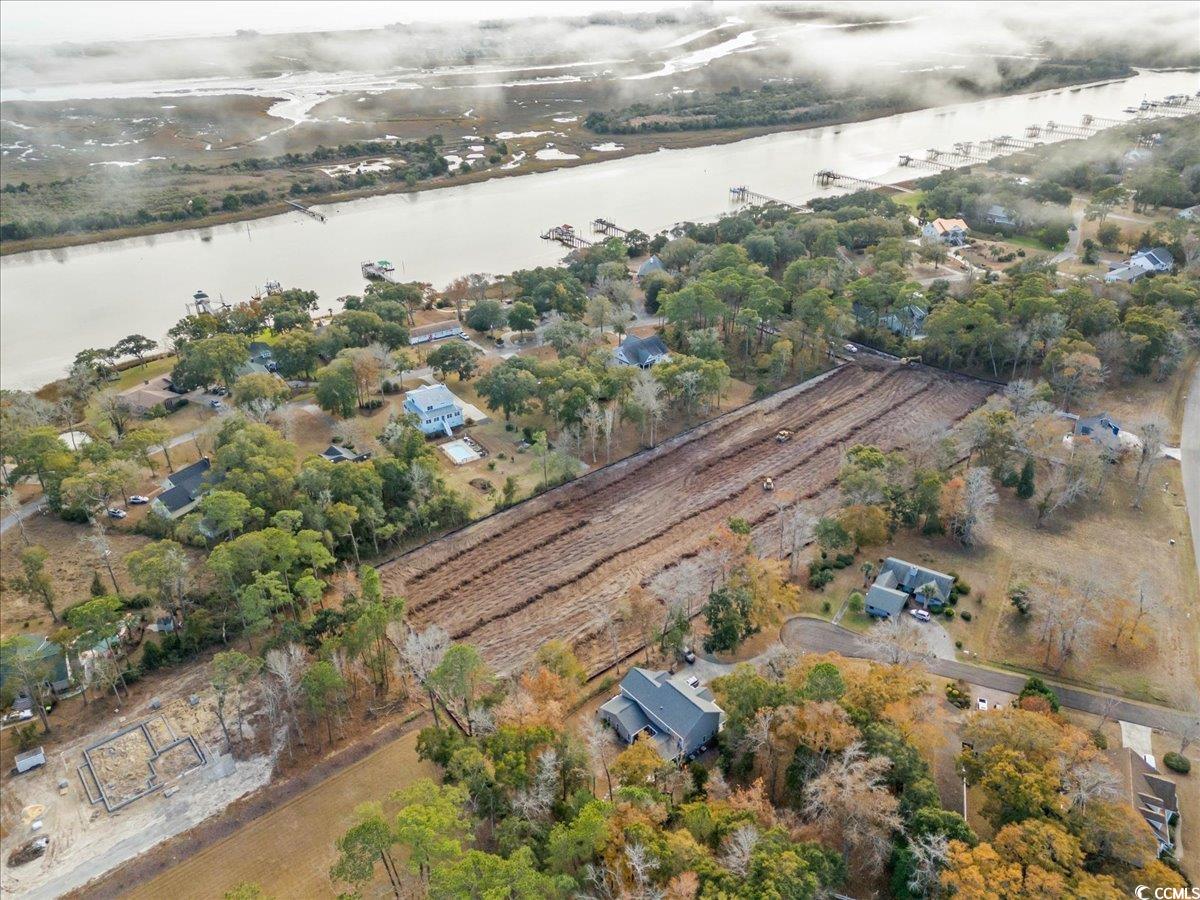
[
  {"x1": 637, "y1": 255, "x2": 666, "y2": 282},
  {"x1": 1126, "y1": 750, "x2": 1179, "y2": 855},
  {"x1": 320, "y1": 444, "x2": 371, "y2": 464},
  {"x1": 599, "y1": 667, "x2": 725, "y2": 761},
  {"x1": 984, "y1": 204, "x2": 1018, "y2": 228},
  {"x1": 614, "y1": 333, "x2": 670, "y2": 368},
  {"x1": 1105, "y1": 246, "x2": 1175, "y2": 284},
  {"x1": 879, "y1": 304, "x2": 929, "y2": 338},
  {"x1": 403, "y1": 383, "x2": 465, "y2": 437},
  {"x1": 865, "y1": 557, "x2": 955, "y2": 617},
  {"x1": 151, "y1": 457, "x2": 213, "y2": 520}
]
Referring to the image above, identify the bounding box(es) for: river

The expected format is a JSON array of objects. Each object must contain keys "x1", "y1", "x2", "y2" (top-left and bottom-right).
[{"x1": 2, "y1": 69, "x2": 1196, "y2": 389}]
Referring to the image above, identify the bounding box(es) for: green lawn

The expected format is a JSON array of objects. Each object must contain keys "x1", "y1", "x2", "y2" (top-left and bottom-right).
[
  {"x1": 112, "y1": 355, "x2": 177, "y2": 390},
  {"x1": 892, "y1": 190, "x2": 925, "y2": 211}
]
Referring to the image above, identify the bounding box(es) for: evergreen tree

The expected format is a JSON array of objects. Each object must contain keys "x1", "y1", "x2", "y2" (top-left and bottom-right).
[{"x1": 1016, "y1": 457, "x2": 1036, "y2": 500}]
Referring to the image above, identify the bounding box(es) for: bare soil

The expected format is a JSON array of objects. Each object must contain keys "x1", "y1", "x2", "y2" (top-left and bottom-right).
[{"x1": 380, "y1": 360, "x2": 993, "y2": 677}]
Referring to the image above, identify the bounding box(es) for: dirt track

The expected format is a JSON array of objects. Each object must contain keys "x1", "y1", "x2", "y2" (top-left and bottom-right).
[{"x1": 381, "y1": 360, "x2": 993, "y2": 676}]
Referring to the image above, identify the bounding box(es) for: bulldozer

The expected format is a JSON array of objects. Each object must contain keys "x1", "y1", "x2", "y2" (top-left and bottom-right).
[
  {"x1": 762, "y1": 477, "x2": 775, "y2": 492},
  {"x1": 775, "y1": 429, "x2": 794, "y2": 443}
]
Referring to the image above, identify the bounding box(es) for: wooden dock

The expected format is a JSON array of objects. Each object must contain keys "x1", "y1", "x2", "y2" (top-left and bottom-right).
[
  {"x1": 286, "y1": 200, "x2": 326, "y2": 222},
  {"x1": 812, "y1": 171, "x2": 913, "y2": 195},
  {"x1": 541, "y1": 224, "x2": 592, "y2": 249},
  {"x1": 591, "y1": 218, "x2": 629, "y2": 237},
  {"x1": 728, "y1": 186, "x2": 807, "y2": 211}
]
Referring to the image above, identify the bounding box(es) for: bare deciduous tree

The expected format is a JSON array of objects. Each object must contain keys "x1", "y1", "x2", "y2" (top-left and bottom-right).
[
  {"x1": 858, "y1": 616, "x2": 934, "y2": 667},
  {"x1": 403, "y1": 625, "x2": 449, "y2": 725},
  {"x1": 1132, "y1": 419, "x2": 1165, "y2": 509},
  {"x1": 265, "y1": 643, "x2": 310, "y2": 751},
  {"x1": 719, "y1": 824, "x2": 760, "y2": 877},
  {"x1": 631, "y1": 369, "x2": 665, "y2": 446}
]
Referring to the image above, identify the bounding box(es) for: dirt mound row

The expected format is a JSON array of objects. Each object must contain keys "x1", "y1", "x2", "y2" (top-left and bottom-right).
[{"x1": 380, "y1": 362, "x2": 992, "y2": 676}]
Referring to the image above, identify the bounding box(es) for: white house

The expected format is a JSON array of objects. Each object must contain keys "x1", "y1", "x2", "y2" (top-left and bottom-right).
[
  {"x1": 1104, "y1": 246, "x2": 1174, "y2": 284},
  {"x1": 403, "y1": 383, "x2": 465, "y2": 437},
  {"x1": 922, "y1": 217, "x2": 969, "y2": 246}
]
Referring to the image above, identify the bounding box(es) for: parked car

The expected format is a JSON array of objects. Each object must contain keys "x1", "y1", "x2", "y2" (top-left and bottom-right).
[
  {"x1": 209, "y1": 399, "x2": 224, "y2": 409},
  {"x1": 212, "y1": 386, "x2": 228, "y2": 396},
  {"x1": 2, "y1": 709, "x2": 33, "y2": 725},
  {"x1": 128, "y1": 495, "x2": 150, "y2": 505},
  {"x1": 685, "y1": 675, "x2": 700, "y2": 689},
  {"x1": 909, "y1": 608, "x2": 931, "y2": 622},
  {"x1": 976, "y1": 697, "x2": 988, "y2": 711},
  {"x1": 843, "y1": 343, "x2": 858, "y2": 353},
  {"x1": 681, "y1": 647, "x2": 696, "y2": 664},
  {"x1": 106, "y1": 507, "x2": 128, "y2": 519}
]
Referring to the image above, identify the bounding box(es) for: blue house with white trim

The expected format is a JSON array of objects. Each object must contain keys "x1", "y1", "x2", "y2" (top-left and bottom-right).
[{"x1": 404, "y1": 383, "x2": 465, "y2": 437}]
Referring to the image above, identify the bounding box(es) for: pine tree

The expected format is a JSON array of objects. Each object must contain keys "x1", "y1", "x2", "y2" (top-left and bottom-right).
[
  {"x1": 90, "y1": 571, "x2": 107, "y2": 597},
  {"x1": 1016, "y1": 457, "x2": 1036, "y2": 500}
]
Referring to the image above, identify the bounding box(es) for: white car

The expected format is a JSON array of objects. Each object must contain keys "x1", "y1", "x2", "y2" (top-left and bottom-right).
[
  {"x1": 106, "y1": 507, "x2": 128, "y2": 519},
  {"x1": 685, "y1": 676, "x2": 700, "y2": 689},
  {"x1": 128, "y1": 495, "x2": 150, "y2": 505},
  {"x1": 843, "y1": 343, "x2": 858, "y2": 353},
  {"x1": 976, "y1": 697, "x2": 988, "y2": 711},
  {"x1": 909, "y1": 608, "x2": 931, "y2": 622}
]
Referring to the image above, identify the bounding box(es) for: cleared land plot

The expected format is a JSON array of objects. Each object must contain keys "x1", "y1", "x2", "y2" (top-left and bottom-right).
[{"x1": 381, "y1": 360, "x2": 993, "y2": 676}]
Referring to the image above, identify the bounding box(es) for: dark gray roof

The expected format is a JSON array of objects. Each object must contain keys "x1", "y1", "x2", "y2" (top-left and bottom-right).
[
  {"x1": 637, "y1": 255, "x2": 666, "y2": 279},
  {"x1": 156, "y1": 457, "x2": 213, "y2": 514},
  {"x1": 619, "y1": 667, "x2": 723, "y2": 754},
  {"x1": 1134, "y1": 247, "x2": 1174, "y2": 270},
  {"x1": 615, "y1": 334, "x2": 669, "y2": 367},
  {"x1": 866, "y1": 584, "x2": 908, "y2": 617},
  {"x1": 320, "y1": 445, "x2": 369, "y2": 463},
  {"x1": 879, "y1": 557, "x2": 954, "y2": 603},
  {"x1": 599, "y1": 694, "x2": 650, "y2": 736},
  {"x1": 1, "y1": 635, "x2": 70, "y2": 694}
]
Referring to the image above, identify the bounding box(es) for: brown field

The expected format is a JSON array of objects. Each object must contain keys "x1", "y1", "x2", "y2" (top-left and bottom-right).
[{"x1": 381, "y1": 360, "x2": 993, "y2": 677}]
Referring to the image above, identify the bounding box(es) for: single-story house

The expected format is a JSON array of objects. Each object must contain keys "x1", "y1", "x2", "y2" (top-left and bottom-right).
[
  {"x1": 403, "y1": 383, "x2": 465, "y2": 437},
  {"x1": 1105, "y1": 247, "x2": 1174, "y2": 284},
  {"x1": 409, "y1": 320, "x2": 466, "y2": 346},
  {"x1": 983, "y1": 204, "x2": 1018, "y2": 228},
  {"x1": 599, "y1": 667, "x2": 725, "y2": 761},
  {"x1": 637, "y1": 255, "x2": 666, "y2": 282},
  {"x1": 1, "y1": 635, "x2": 72, "y2": 708},
  {"x1": 1063, "y1": 412, "x2": 1142, "y2": 454},
  {"x1": 1125, "y1": 750, "x2": 1179, "y2": 855},
  {"x1": 320, "y1": 444, "x2": 371, "y2": 464},
  {"x1": 614, "y1": 333, "x2": 670, "y2": 368},
  {"x1": 118, "y1": 376, "x2": 187, "y2": 416},
  {"x1": 865, "y1": 557, "x2": 955, "y2": 617},
  {"x1": 922, "y1": 218, "x2": 969, "y2": 246},
  {"x1": 151, "y1": 457, "x2": 213, "y2": 520}
]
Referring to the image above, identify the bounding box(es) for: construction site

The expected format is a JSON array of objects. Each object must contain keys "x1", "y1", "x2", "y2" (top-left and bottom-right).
[{"x1": 382, "y1": 358, "x2": 993, "y2": 676}]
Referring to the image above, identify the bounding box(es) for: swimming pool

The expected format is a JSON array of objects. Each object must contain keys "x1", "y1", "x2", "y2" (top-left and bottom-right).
[{"x1": 441, "y1": 439, "x2": 482, "y2": 465}]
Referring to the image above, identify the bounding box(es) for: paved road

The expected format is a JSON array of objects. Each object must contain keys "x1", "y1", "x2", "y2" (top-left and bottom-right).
[
  {"x1": 781, "y1": 617, "x2": 1199, "y2": 735},
  {"x1": 1183, "y1": 362, "x2": 1200, "y2": 590},
  {"x1": 1051, "y1": 204, "x2": 1086, "y2": 264}
]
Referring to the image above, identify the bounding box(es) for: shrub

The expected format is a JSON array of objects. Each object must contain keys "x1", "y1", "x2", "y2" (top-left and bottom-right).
[
  {"x1": 848, "y1": 591, "x2": 864, "y2": 614},
  {"x1": 960, "y1": 610, "x2": 972, "y2": 621},
  {"x1": 833, "y1": 552, "x2": 856, "y2": 569},
  {"x1": 1164, "y1": 752, "x2": 1191, "y2": 774},
  {"x1": 14, "y1": 724, "x2": 41, "y2": 751},
  {"x1": 943, "y1": 608, "x2": 955, "y2": 619},
  {"x1": 956, "y1": 580, "x2": 970, "y2": 596},
  {"x1": 121, "y1": 593, "x2": 153, "y2": 611},
  {"x1": 808, "y1": 566, "x2": 834, "y2": 590},
  {"x1": 945, "y1": 683, "x2": 970, "y2": 709},
  {"x1": 821, "y1": 601, "x2": 831, "y2": 614},
  {"x1": 1090, "y1": 730, "x2": 1108, "y2": 750},
  {"x1": 954, "y1": 640, "x2": 963, "y2": 650}
]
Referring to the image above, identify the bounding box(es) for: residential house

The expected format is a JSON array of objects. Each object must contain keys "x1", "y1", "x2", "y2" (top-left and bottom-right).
[
  {"x1": 637, "y1": 255, "x2": 666, "y2": 282},
  {"x1": 1063, "y1": 412, "x2": 1142, "y2": 454},
  {"x1": 879, "y1": 304, "x2": 929, "y2": 339},
  {"x1": 865, "y1": 557, "x2": 955, "y2": 618},
  {"x1": 599, "y1": 667, "x2": 725, "y2": 761},
  {"x1": 922, "y1": 218, "x2": 969, "y2": 246},
  {"x1": 118, "y1": 375, "x2": 187, "y2": 416},
  {"x1": 1104, "y1": 246, "x2": 1175, "y2": 284},
  {"x1": 984, "y1": 204, "x2": 1018, "y2": 228},
  {"x1": 1, "y1": 635, "x2": 72, "y2": 708},
  {"x1": 1126, "y1": 750, "x2": 1179, "y2": 855},
  {"x1": 320, "y1": 444, "x2": 371, "y2": 464},
  {"x1": 614, "y1": 333, "x2": 670, "y2": 368},
  {"x1": 403, "y1": 383, "x2": 465, "y2": 437},
  {"x1": 409, "y1": 320, "x2": 466, "y2": 346},
  {"x1": 150, "y1": 457, "x2": 213, "y2": 520}
]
